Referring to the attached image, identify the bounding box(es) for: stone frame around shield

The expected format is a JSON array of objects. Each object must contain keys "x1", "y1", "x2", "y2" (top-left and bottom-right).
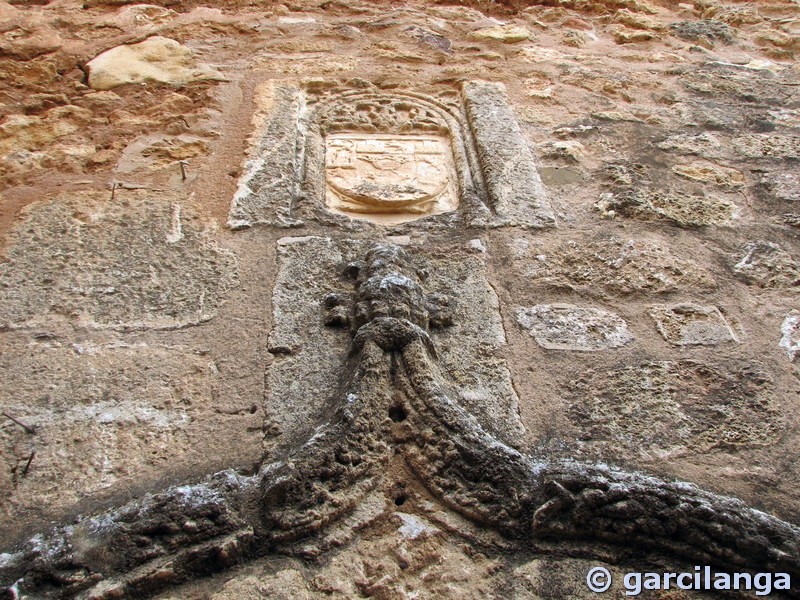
[{"x1": 227, "y1": 81, "x2": 556, "y2": 231}]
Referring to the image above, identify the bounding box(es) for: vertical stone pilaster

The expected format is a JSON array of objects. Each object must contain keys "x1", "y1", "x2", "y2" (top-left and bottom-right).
[
  {"x1": 228, "y1": 83, "x2": 303, "y2": 229},
  {"x1": 462, "y1": 81, "x2": 556, "y2": 229}
]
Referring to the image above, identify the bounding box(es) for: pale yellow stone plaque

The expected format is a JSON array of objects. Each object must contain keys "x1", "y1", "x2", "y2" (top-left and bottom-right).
[{"x1": 324, "y1": 133, "x2": 458, "y2": 224}]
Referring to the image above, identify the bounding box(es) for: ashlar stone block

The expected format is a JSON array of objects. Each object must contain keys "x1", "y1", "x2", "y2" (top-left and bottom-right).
[
  {"x1": 515, "y1": 304, "x2": 633, "y2": 351},
  {"x1": 0, "y1": 191, "x2": 238, "y2": 330}
]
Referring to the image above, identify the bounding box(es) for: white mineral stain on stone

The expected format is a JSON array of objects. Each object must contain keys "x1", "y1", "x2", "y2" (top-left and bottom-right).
[
  {"x1": 277, "y1": 16, "x2": 317, "y2": 24},
  {"x1": 0, "y1": 552, "x2": 17, "y2": 568},
  {"x1": 516, "y1": 304, "x2": 633, "y2": 351},
  {"x1": 734, "y1": 241, "x2": 800, "y2": 288},
  {"x1": 384, "y1": 235, "x2": 412, "y2": 245},
  {"x1": 277, "y1": 235, "x2": 326, "y2": 245},
  {"x1": 467, "y1": 239, "x2": 487, "y2": 253},
  {"x1": 396, "y1": 512, "x2": 438, "y2": 540},
  {"x1": 468, "y1": 25, "x2": 529, "y2": 43},
  {"x1": 76, "y1": 401, "x2": 190, "y2": 428},
  {"x1": 175, "y1": 483, "x2": 224, "y2": 506},
  {"x1": 166, "y1": 203, "x2": 183, "y2": 244},
  {"x1": 780, "y1": 311, "x2": 800, "y2": 361},
  {"x1": 379, "y1": 274, "x2": 414, "y2": 289}
]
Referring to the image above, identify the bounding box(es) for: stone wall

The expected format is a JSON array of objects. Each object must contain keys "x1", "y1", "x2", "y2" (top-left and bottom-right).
[{"x1": 1, "y1": 0, "x2": 799, "y2": 597}]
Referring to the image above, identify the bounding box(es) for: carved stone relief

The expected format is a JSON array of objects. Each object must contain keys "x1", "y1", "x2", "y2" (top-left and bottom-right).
[
  {"x1": 324, "y1": 134, "x2": 458, "y2": 224},
  {"x1": 4, "y1": 243, "x2": 800, "y2": 599},
  {"x1": 265, "y1": 236, "x2": 524, "y2": 453},
  {"x1": 228, "y1": 81, "x2": 556, "y2": 230}
]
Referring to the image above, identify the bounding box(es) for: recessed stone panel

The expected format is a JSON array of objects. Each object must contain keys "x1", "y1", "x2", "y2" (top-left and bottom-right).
[
  {"x1": 516, "y1": 304, "x2": 633, "y2": 351},
  {"x1": 650, "y1": 303, "x2": 738, "y2": 346}
]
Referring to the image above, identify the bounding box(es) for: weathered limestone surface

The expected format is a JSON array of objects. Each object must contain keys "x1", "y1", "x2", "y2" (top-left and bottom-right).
[
  {"x1": 468, "y1": 25, "x2": 529, "y2": 43},
  {"x1": 734, "y1": 241, "x2": 800, "y2": 289},
  {"x1": 672, "y1": 161, "x2": 745, "y2": 188},
  {"x1": 596, "y1": 188, "x2": 738, "y2": 227},
  {"x1": 2, "y1": 0, "x2": 800, "y2": 597},
  {"x1": 4, "y1": 243, "x2": 800, "y2": 600},
  {"x1": 506, "y1": 237, "x2": 716, "y2": 298},
  {"x1": 762, "y1": 170, "x2": 800, "y2": 202},
  {"x1": 569, "y1": 361, "x2": 783, "y2": 459},
  {"x1": 650, "y1": 303, "x2": 738, "y2": 346},
  {"x1": 0, "y1": 336, "x2": 218, "y2": 527},
  {"x1": 780, "y1": 310, "x2": 800, "y2": 361},
  {"x1": 86, "y1": 36, "x2": 225, "y2": 91},
  {"x1": 0, "y1": 192, "x2": 238, "y2": 330}
]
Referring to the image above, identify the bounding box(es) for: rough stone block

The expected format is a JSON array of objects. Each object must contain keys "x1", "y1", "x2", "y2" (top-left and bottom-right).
[
  {"x1": 569, "y1": 361, "x2": 782, "y2": 459},
  {"x1": 733, "y1": 241, "x2": 800, "y2": 288},
  {"x1": 649, "y1": 303, "x2": 737, "y2": 346},
  {"x1": 86, "y1": 36, "x2": 225, "y2": 91},
  {"x1": 596, "y1": 188, "x2": 737, "y2": 227},
  {"x1": 515, "y1": 304, "x2": 633, "y2": 351},
  {"x1": 672, "y1": 161, "x2": 745, "y2": 188},
  {"x1": 0, "y1": 337, "x2": 219, "y2": 531},
  {"x1": 468, "y1": 25, "x2": 529, "y2": 43},
  {"x1": 732, "y1": 135, "x2": 800, "y2": 159},
  {"x1": 762, "y1": 170, "x2": 800, "y2": 202},
  {"x1": 510, "y1": 237, "x2": 716, "y2": 297},
  {"x1": 656, "y1": 132, "x2": 724, "y2": 158}
]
